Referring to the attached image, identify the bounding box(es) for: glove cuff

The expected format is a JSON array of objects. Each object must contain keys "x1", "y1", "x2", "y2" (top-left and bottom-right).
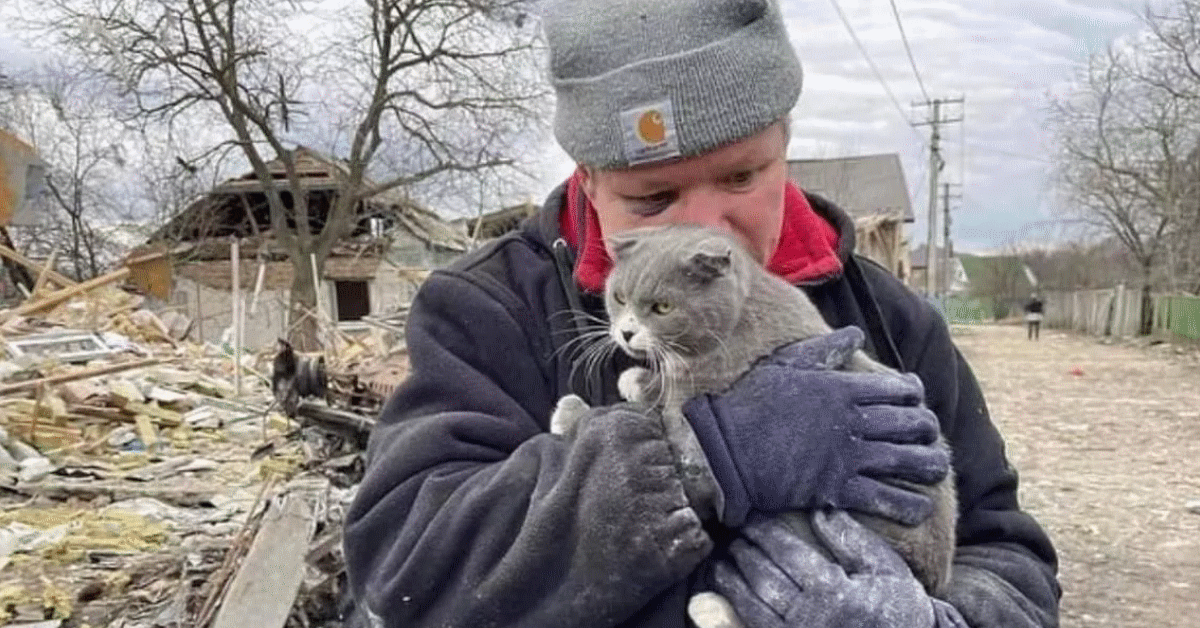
[{"x1": 682, "y1": 395, "x2": 750, "y2": 527}]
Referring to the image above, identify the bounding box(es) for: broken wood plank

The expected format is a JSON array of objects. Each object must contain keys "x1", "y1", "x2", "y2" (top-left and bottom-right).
[
  {"x1": 31, "y1": 248, "x2": 59, "y2": 295},
  {"x1": 41, "y1": 425, "x2": 125, "y2": 456},
  {"x1": 3, "y1": 395, "x2": 67, "y2": 419},
  {"x1": 0, "y1": 358, "x2": 162, "y2": 396},
  {"x1": 4, "y1": 421, "x2": 84, "y2": 449},
  {"x1": 122, "y1": 248, "x2": 170, "y2": 266},
  {"x1": 0, "y1": 266, "x2": 130, "y2": 321},
  {"x1": 68, "y1": 404, "x2": 134, "y2": 422},
  {"x1": 133, "y1": 414, "x2": 159, "y2": 450},
  {"x1": 232, "y1": 239, "x2": 242, "y2": 397},
  {"x1": 0, "y1": 227, "x2": 36, "y2": 292},
  {"x1": 211, "y1": 492, "x2": 314, "y2": 628},
  {"x1": 196, "y1": 476, "x2": 276, "y2": 625},
  {"x1": 0, "y1": 241, "x2": 74, "y2": 288},
  {"x1": 122, "y1": 401, "x2": 183, "y2": 427}
]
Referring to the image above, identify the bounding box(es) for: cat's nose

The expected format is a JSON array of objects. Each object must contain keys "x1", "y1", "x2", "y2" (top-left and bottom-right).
[{"x1": 622, "y1": 330, "x2": 634, "y2": 343}]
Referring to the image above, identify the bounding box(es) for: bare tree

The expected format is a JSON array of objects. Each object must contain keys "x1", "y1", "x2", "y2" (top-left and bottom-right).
[
  {"x1": 1141, "y1": 0, "x2": 1200, "y2": 293},
  {"x1": 127, "y1": 125, "x2": 232, "y2": 229},
  {"x1": 0, "y1": 63, "x2": 129, "y2": 280},
  {"x1": 1019, "y1": 238, "x2": 1138, "y2": 291},
  {"x1": 1048, "y1": 36, "x2": 1198, "y2": 333},
  {"x1": 24, "y1": 0, "x2": 544, "y2": 349}
]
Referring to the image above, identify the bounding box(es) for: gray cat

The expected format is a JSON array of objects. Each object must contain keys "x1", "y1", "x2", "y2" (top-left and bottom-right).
[{"x1": 550, "y1": 224, "x2": 956, "y2": 628}]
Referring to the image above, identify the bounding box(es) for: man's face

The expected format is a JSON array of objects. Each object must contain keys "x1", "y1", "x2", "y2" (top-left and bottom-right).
[{"x1": 580, "y1": 123, "x2": 789, "y2": 265}]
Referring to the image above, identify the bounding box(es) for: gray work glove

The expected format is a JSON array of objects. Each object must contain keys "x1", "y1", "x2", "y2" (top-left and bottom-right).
[
  {"x1": 682, "y1": 327, "x2": 950, "y2": 527},
  {"x1": 711, "y1": 511, "x2": 969, "y2": 628}
]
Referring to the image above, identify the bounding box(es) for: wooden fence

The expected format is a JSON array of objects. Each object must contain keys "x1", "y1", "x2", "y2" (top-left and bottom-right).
[
  {"x1": 1043, "y1": 286, "x2": 1143, "y2": 337},
  {"x1": 1155, "y1": 294, "x2": 1200, "y2": 341},
  {"x1": 1041, "y1": 285, "x2": 1200, "y2": 341}
]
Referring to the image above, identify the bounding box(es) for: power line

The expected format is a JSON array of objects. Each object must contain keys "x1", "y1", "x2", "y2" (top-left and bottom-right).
[
  {"x1": 888, "y1": 0, "x2": 929, "y2": 104},
  {"x1": 828, "y1": 0, "x2": 920, "y2": 140},
  {"x1": 913, "y1": 98, "x2": 964, "y2": 297}
]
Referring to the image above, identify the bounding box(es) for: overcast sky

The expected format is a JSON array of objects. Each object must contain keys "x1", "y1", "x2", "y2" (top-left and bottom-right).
[
  {"x1": 530, "y1": 0, "x2": 1150, "y2": 252},
  {"x1": 2, "y1": 0, "x2": 1153, "y2": 252}
]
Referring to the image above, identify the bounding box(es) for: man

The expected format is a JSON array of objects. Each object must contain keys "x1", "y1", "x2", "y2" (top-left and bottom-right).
[
  {"x1": 344, "y1": 1, "x2": 1060, "y2": 626},
  {"x1": 1025, "y1": 292, "x2": 1045, "y2": 340}
]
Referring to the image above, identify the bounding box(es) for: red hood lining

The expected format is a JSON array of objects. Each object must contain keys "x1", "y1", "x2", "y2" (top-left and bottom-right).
[{"x1": 559, "y1": 170, "x2": 843, "y2": 293}]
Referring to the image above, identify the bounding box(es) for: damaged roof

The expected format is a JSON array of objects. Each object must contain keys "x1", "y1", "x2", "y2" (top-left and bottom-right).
[
  {"x1": 149, "y1": 147, "x2": 470, "y2": 252},
  {"x1": 787, "y1": 153, "x2": 915, "y2": 222}
]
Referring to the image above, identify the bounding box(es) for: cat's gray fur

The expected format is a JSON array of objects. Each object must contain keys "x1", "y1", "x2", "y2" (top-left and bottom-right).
[{"x1": 550, "y1": 224, "x2": 956, "y2": 626}]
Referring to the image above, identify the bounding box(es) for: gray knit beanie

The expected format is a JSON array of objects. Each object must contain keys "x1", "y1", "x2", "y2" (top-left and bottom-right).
[{"x1": 544, "y1": 0, "x2": 803, "y2": 169}]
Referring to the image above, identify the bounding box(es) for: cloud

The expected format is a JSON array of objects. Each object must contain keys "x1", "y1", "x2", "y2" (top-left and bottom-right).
[
  {"x1": 532, "y1": 0, "x2": 1143, "y2": 249},
  {"x1": 4, "y1": 0, "x2": 1151, "y2": 251},
  {"x1": 763, "y1": 0, "x2": 1147, "y2": 250}
]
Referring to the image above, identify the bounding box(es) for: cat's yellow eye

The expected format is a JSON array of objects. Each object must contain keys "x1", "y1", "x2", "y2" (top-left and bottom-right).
[
  {"x1": 613, "y1": 291, "x2": 626, "y2": 305},
  {"x1": 651, "y1": 301, "x2": 673, "y2": 315}
]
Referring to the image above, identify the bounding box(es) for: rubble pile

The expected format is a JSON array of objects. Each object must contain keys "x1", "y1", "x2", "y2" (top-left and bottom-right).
[
  {"x1": 0, "y1": 268, "x2": 383, "y2": 627},
  {"x1": 316, "y1": 311, "x2": 411, "y2": 417}
]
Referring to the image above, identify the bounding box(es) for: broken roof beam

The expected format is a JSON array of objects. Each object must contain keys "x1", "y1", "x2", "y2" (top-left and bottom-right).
[
  {"x1": 0, "y1": 266, "x2": 130, "y2": 322},
  {"x1": 31, "y1": 249, "x2": 60, "y2": 294},
  {"x1": 0, "y1": 241, "x2": 75, "y2": 288},
  {"x1": 0, "y1": 357, "x2": 162, "y2": 396}
]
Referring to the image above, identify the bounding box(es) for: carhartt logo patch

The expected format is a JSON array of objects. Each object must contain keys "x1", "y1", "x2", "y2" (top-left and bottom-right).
[
  {"x1": 636, "y1": 110, "x2": 666, "y2": 144},
  {"x1": 621, "y1": 99, "x2": 680, "y2": 165}
]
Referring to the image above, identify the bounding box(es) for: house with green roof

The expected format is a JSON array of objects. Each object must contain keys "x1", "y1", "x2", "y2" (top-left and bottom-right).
[{"x1": 954, "y1": 253, "x2": 1038, "y2": 319}]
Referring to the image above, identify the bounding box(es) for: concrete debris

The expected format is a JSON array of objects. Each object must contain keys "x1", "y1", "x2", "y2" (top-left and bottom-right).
[{"x1": 0, "y1": 273, "x2": 385, "y2": 627}]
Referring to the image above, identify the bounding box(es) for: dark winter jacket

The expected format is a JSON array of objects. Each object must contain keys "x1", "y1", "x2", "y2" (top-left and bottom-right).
[{"x1": 343, "y1": 184, "x2": 1061, "y2": 628}]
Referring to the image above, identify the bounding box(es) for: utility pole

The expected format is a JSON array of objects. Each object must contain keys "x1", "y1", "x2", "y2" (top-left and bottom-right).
[
  {"x1": 913, "y1": 97, "x2": 964, "y2": 300},
  {"x1": 941, "y1": 182, "x2": 961, "y2": 298}
]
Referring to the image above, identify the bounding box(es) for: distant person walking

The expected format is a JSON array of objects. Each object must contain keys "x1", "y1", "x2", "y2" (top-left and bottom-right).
[{"x1": 1025, "y1": 293, "x2": 1045, "y2": 340}]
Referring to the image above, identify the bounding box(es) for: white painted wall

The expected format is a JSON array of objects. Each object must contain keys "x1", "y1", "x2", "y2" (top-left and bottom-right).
[{"x1": 172, "y1": 267, "x2": 424, "y2": 350}]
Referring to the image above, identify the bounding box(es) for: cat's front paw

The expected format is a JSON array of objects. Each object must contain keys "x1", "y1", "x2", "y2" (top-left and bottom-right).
[
  {"x1": 617, "y1": 367, "x2": 653, "y2": 404},
  {"x1": 550, "y1": 394, "x2": 591, "y2": 436}
]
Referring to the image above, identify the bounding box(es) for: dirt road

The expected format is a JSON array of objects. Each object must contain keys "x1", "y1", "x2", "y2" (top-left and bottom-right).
[{"x1": 953, "y1": 324, "x2": 1200, "y2": 627}]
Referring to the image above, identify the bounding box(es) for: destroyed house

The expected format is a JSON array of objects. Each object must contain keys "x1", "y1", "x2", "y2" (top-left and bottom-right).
[
  {"x1": 1, "y1": 128, "x2": 47, "y2": 228},
  {"x1": 788, "y1": 153, "x2": 915, "y2": 280},
  {"x1": 454, "y1": 199, "x2": 540, "y2": 243},
  {"x1": 129, "y1": 148, "x2": 469, "y2": 348}
]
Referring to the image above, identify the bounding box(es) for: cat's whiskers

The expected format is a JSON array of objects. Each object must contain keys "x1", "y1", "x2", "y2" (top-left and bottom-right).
[
  {"x1": 550, "y1": 308, "x2": 610, "y2": 353},
  {"x1": 568, "y1": 329, "x2": 620, "y2": 392},
  {"x1": 584, "y1": 339, "x2": 618, "y2": 384},
  {"x1": 552, "y1": 326, "x2": 610, "y2": 362},
  {"x1": 550, "y1": 308, "x2": 610, "y2": 329},
  {"x1": 648, "y1": 343, "x2": 675, "y2": 409},
  {"x1": 648, "y1": 340, "x2": 693, "y2": 409}
]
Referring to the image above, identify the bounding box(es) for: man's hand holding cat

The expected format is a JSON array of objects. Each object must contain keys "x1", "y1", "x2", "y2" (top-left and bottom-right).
[
  {"x1": 710, "y1": 512, "x2": 968, "y2": 628},
  {"x1": 681, "y1": 326, "x2": 950, "y2": 527}
]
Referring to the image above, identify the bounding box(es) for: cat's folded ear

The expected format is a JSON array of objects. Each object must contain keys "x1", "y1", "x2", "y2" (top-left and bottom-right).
[
  {"x1": 606, "y1": 230, "x2": 644, "y2": 262},
  {"x1": 687, "y1": 237, "x2": 733, "y2": 281}
]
